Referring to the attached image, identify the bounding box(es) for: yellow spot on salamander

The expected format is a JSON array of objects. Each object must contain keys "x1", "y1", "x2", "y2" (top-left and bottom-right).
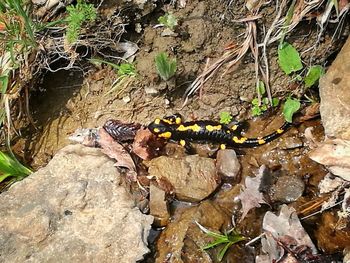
[
  {"x1": 205, "y1": 125, "x2": 222, "y2": 132},
  {"x1": 232, "y1": 136, "x2": 247, "y2": 144},
  {"x1": 153, "y1": 128, "x2": 160, "y2": 133},
  {"x1": 276, "y1": 129, "x2": 284, "y2": 134},
  {"x1": 220, "y1": 144, "x2": 226, "y2": 150},
  {"x1": 180, "y1": 140, "x2": 186, "y2": 146},
  {"x1": 176, "y1": 124, "x2": 201, "y2": 132},
  {"x1": 175, "y1": 117, "x2": 182, "y2": 124},
  {"x1": 162, "y1": 119, "x2": 173, "y2": 124},
  {"x1": 258, "y1": 139, "x2": 266, "y2": 144},
  {"x1": 158, "y1": 132, "x2": 172, "y2": 139},
  {"x1": 154, "y1": 118, "x2": 160, "y2": 124},
  {"x1": 231, "y1": 125, "x2": 238, "y2": 131}
]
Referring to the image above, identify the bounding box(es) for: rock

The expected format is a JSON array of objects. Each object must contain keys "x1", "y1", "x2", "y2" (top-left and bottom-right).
[
  {"x1": 160, "y1": 28, "x2": 177, "y2": 37},
  {"x1": 122, "y1": 95, "x2": 131, "y2": 103},
  {"x1": 144, "y1": 86, "x2": 159, "y2": 95},
  {"x1": 147, "y1": 155, "x2": 219, "y2": 202},
  {"x1": 216, "y1": 149, "x2": 241, "y2": 180},
  {"x1": 277, "y1": 137, "x2": 304, "y2": 150},
  {"x1": 315, "y1": 212, "x2": 350, "y2": 253},
  {"x1": 308, "y1": 138, "x2": 350, "y2": 181},
  {"x1": 319, "y1": 36, "x2": 350, "y2": 140},
  {"x1": 156, "y1": 201, "x2": 222, "y2": 263},
  {"x1": 149, "y1": 184, "x2": 169, "y2": 227},
  {"x1": 270, "y1": 175, "x2": 305, "y2": 203},
  {"x1": 318, "y1": 173, "x2": 344, "y2": 194},
  {"x1": 155, "y1": 200, "x2": 253, "y2": 263},
  {"x1": 0, "y1": 144, "x2": 153, "y2": 263}
]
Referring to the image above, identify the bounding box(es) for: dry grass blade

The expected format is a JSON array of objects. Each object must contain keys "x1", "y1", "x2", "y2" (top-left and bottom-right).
[{"x1": 183, "y1": 19, "x2": 258, "y2": 106}]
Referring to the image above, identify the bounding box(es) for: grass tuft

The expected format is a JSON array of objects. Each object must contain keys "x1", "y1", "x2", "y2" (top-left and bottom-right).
[{"x1": 0, "y1": 151, "x2": 31, "y2": 184}]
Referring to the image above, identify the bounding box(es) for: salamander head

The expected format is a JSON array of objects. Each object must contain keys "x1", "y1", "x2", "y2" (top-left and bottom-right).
[{"x1": 148, "y1": 118, "x2": 173, "y2": 139}]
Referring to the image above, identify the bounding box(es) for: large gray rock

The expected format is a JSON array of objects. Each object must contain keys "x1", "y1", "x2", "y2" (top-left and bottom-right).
[
  {"x1": 319, "y1": 36, "x2": 350, "y2": 140},
  {"x1": 0, "y1": 144, "x2": 153, "y2": 263}
]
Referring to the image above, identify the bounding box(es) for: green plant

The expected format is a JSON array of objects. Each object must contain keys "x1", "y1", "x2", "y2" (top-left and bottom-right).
[
  {"x1": 158, "y1": 13, "x2": 178, "y2": 30},
  {"x1": 65, "y1": 0, "x2": 97, "y2": 44},
  {"x1": 283, "y1": 96, "x2": 300, "y2": 122},
  {"x1": 252, "y1": 81, "x2": 279, "y2": 116},
  {"x1": 155, "y1": 52, "x2": 177, "y2": 81},
  {"x1": 196, "y1": 222, "x2": 245, "y2": 262},
  {"x1": 0, "y1": 0, "x2": 41, "y2": 128},
  {"x1": 0, "y1": 151, "x2": 31, "y2": 183},
  {"x1": 278, "y1": 42, "x2": 303, "y2": 75},
  {"x1": 278, "y1": 41, "x2": 324, "y2": 88},
  {"x1": 219, "y1": 112, "x2": 233, "y2": 125},
  {"x1": 117, "y1": 63, "x2": 137, "y2": 77},
  {"x1": 304, "y1": 65, "x2": 324, "y2": 88}
]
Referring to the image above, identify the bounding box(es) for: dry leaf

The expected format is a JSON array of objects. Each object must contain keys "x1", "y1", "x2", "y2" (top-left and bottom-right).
[
  {"x1": 98, "y1": 128, "x2": 137, "y2": 181},
  {"x1": 236, "y1": 165, "x2": 268, "y2": 220},
  {"x1": 256, "y1": 205, "x2": 317, "y2": 263},
  {"x1": 133, "y1": 128, "x2": 165, "y2": 160}
]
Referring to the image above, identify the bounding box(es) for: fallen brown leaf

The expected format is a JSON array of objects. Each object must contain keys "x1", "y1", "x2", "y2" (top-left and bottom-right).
[
  {"x1": 98, "y1": 128, "x2": 137, "y2": 181},
  {"x1": 132, "y1": 128, "x2": 164, "y2": 160},
  {"x1": 256, "y1": 205, "x2": 317, "y2": 263},
  {"x1": 237, "y1": 165, "x2": 268, "y2": 220}
]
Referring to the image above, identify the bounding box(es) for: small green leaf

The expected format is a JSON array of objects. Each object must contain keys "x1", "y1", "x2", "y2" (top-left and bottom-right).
[
  {"x1": 278, "y1": 42, "x2": 303, "y2": 75},
  {"x1": 251, "y1": 98, "x2": 259, "y2": 106},
  {"x1": 0, "y1": 75, "x2": 9, "y2": 94},
  {"x1": 0, "y1": 151, "x2": 32, "y2": 183},
  {"x1": 256, "y1": 81, "x2": 266, "y2": 96},
  {"x1": 252, "y1": 106, "x2": 262, "y2": 116},
  {"x1": 304, "y1": 65, "x2": 324, "y2": 88},
  {"x1": 263, "y1": 97, "x2": 269, "y2": 105},
  {"x1": 196, "y1": 221, "x2": 245, "y2": 262},
  {"x1": 158, "y1": 13, "x2": 178, "y2": 30},
  {"x1": 219, "y1": 112, "x2": 233, "y2": 125},
  {"x1": 117, "y1": 63, "x2": 136, "y2": 76},
  {"x1": 217, "y1": 242, "x2": 232, "y2": 262},
  {"x1": 272, "y1": 97, "x2": 280, "y2": 107},
  {"x1": 155, "y1": 52, "x2": 177, "y2": 81},
  {"x1": 283, "y1": 97, "x2": 300, "y2": 123},
  {"x1": 261, "y1": 105, "x2": 268, "y2": 111}
]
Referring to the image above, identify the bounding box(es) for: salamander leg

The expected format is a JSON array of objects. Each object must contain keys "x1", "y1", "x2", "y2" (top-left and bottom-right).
[
  {"x1": 179, "y1": 139, "x2": 195, "y2": 154},
  {"x1": 229, "y1": 120, "x2": 249, "y2": 135}
]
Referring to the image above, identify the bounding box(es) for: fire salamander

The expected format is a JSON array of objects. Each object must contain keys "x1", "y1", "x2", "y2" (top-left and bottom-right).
[{"x1": 148, "y1": 113, "x2": 291, "y2": 150}]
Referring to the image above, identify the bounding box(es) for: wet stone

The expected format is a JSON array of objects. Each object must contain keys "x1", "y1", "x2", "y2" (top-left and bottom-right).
[
  {"x1": 277, "y1": 136, "x2": 304, "y2": 150},
  {"x1": 216, "y1": 149, "x2": 241, "y2": 181},
  {"x1": 315, "y1": 211, "x2": 350, "y2": 253},
  {"x1": 149, "y1": 184, "x2": 170, "y2": 227},
  {"x1": 270, "y1": 175, "x2": 305, "y2": 203},
  {"x1": 156, "y1": 201, "x2": 230, "y2": 263},
  {"x1": 147, "y1": 155, "x2": 219, "y2": 202}
]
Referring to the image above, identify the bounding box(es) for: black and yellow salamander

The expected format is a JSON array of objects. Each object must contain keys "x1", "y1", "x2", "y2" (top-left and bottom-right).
[{"x1": 148, "y1": 113, "x2": 291, "y2": 149}]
